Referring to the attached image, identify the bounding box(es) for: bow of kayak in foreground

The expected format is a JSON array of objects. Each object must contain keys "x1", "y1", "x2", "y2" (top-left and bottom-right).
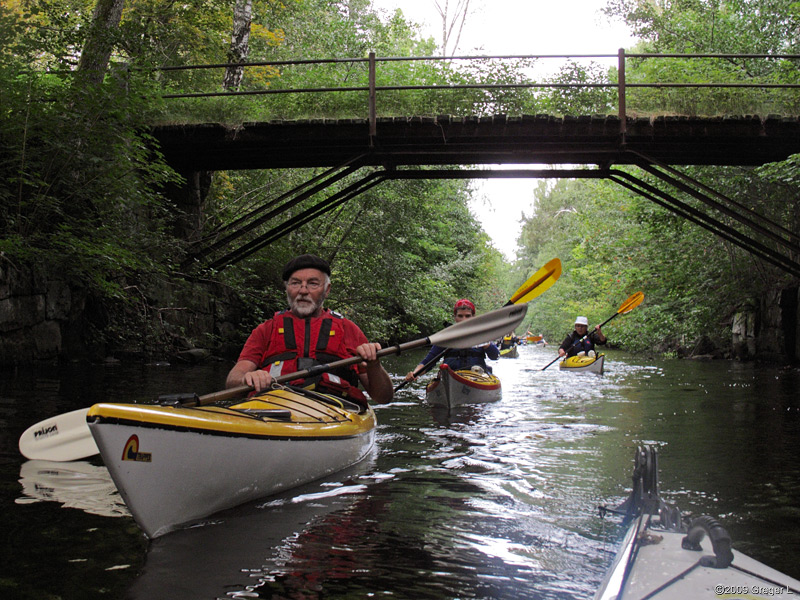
[
  {"x1": 88, "y1": 386, "x2": 376, "y2": 538},
  {"x1": 595, "y1": 445, "x2": 800, "y2": 599}
]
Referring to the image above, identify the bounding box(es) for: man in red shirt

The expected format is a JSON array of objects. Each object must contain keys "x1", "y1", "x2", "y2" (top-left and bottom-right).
[{"x1": 225, "y1": 254, "x2": 393, "y2": 404}]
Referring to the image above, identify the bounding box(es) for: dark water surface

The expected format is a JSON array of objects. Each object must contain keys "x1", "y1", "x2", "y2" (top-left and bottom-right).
[{"x1": 2, "y1": 346, "x2": 799, "y2": 599}]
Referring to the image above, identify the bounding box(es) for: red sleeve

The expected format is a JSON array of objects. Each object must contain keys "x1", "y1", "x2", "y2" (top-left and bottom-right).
[
  {"x1": 341, "y1": 318, "x2": 369, "y2": 351},
  {"x1": 237, "y1": 320, "x2": 273, "y2": 365},
  {"x1": 341, "y1": 318, "x2": 369, "y2": 373}
]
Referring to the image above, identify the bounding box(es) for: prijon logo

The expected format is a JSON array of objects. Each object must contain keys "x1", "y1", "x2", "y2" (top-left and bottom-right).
[{"x1": 33, "y1": 424, "x2": 58, "y2": 440}]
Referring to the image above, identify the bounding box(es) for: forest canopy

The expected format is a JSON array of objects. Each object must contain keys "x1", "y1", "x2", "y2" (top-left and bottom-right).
[{"x1": 1, "y1": 0, "x2": 799, "y2": 361}]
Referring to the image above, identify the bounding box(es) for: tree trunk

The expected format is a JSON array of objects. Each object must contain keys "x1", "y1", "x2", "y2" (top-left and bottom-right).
[
  {"x1": 434, "y1": 0, "x2": 470, "y2": 57},
  {"x1": 77, "y1": 0, "x2": 126, "y2": 85},
  {"x1": 223, "y1": 0, "x2": 253, "y2": 91}
]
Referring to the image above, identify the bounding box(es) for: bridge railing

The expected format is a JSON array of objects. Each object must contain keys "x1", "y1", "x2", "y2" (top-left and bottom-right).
[{"x1": 151, "y1": 50, "x2": 800, "y2": 130}]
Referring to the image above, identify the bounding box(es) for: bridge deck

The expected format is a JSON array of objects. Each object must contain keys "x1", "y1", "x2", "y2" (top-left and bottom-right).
[{"x1": 152, "y1": 114, "x2": 800, "y2": 171}]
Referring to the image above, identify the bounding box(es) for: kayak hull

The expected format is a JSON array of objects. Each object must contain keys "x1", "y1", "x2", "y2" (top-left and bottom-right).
[
  {"x1": 499, "y1": 346, "x2": 519, "y2": 358},
  {"x1": 595, "y1": 446, "x2": 800, "y2": 600},
  {"x1": 597, "y1": 518, "x2": 800, "y2": 600},
  {"x1": 425, "y1": 364, "x2": 502, "y2": 408},
  {"x1": 559, "y1": 353, "x2": 604, "y2": 374},
  {"x1": 87, "y1": 388, "x2": 376, "y2": 538}
]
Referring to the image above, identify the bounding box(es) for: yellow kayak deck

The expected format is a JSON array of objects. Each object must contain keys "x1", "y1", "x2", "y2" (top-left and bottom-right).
[
  {"x1": 447, "y1": 368, "x2": 501, "y2": 389},
  {"x1": 562, "y1": 355, "x2": 598, "y2": 368},
  {"x1": 86, "y1": 387, "x2": 375, "y2": 439}
]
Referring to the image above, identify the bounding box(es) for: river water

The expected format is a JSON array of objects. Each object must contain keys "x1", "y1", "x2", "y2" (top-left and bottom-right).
[{"x1": 2, "y1": 345, "x2": 799, "y2": 599}]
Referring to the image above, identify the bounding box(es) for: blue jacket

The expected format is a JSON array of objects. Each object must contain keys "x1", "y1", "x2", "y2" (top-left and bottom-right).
[{"x1": 419, "y1": 343, "x2": 500, "y2": 373}]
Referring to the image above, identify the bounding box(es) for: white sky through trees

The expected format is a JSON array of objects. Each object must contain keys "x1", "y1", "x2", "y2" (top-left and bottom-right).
[{"x1": 371, "y1": 0, "x2": 638, "y2": 260}]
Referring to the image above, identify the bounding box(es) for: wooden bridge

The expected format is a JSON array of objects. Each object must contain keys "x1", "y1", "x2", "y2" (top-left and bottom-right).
[
  {"x1": 154, "y1": 52, "x2": 800, "y2": 276},
  {"x1": 153, "y1": 113, "x2": 800, "y2": 171},
  {"x1": 153, "y1": 115, "x2": 800, "y2": 171}
]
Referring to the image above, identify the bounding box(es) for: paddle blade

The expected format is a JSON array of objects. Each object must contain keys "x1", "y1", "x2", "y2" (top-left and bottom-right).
[
  {"x1": 18, "y1": 407, "x2": 99, "y2": 461},
  {"x1": 429, "y1": 304, "x2": 527, "y2": 349},
  {"x1": 618, "y1": 291, "x2": 645, "y2": 314},
  {"x1": 507, "y1": 258, "x2": 562, "y2": 305}
]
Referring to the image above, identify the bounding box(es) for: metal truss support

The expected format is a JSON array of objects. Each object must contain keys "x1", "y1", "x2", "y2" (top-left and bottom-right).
[
  {"x1": 189, "y1": 159, "x2": 800, "y2": 279},
  {"x1": 182, "y1": 154, "x2": 369, "y2": 270},
  {"x1": 205, "y1": 170, "x2": 388, "y2": 271},
  {"x1": 608, "y1": 169, "x2": 800, "y2": 278},
  {"x1": 630, "y1": 150, "x2": 800, "y2": 252}
]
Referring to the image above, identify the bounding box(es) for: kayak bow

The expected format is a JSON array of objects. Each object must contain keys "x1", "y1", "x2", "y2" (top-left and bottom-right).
[
  {"x1": 559, "y1": 353, "x2": 605, "y2": 374},
  {"x1": 595, "y1": 445, "x2": 800, "y2": 599},
  {"x1": 88, "y1": 386, "x2": 376, "y2": 538},
  {"x1": 425, "y1": 364, "x2": 502, "y2": 408}
]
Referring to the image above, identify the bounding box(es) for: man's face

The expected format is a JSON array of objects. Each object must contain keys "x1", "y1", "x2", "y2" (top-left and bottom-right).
[
  {"x1": 575, "y1": 323, "x2": 588, "y2": 334},
  {"x1": 454, "y1": 307, "x2": 474, "y2": 323},
  {"x1": 285, "y1": 268, "x2": 330, "y2": 318}
]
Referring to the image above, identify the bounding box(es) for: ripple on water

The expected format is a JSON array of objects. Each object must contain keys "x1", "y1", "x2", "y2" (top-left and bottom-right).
[{"x1": 7, "y1": 351, "x2": 799, "y2": 599}]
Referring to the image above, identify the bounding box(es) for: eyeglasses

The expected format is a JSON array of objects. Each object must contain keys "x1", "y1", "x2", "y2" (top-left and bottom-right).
[{"x1": 287, "y1": 279, "x2": 324, "y2": 291}]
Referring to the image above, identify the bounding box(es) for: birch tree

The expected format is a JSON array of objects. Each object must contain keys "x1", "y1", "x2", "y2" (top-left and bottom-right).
[
  {"x1": 223, "y1": 0, "x2": 253, "y2": 91},
  {"x1": 433, "y1": 0, "x2": 471, "y2": 56}
]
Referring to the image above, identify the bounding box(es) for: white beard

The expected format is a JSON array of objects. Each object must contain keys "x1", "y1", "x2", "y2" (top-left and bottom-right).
[{"x1": 287, "y1": 292, "x2": 324, "y2": 318}]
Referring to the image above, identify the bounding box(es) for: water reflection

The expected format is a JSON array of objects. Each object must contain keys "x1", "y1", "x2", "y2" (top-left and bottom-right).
[
  {"x1": 126, "y1": 458, "x2": 380, "y2": 600},
  {"x1": 17, "y1": 459, "x2": 129, "y2": 518},
  {"x1": 3, "y1": 347, "x2": 800, "y2": 599}
]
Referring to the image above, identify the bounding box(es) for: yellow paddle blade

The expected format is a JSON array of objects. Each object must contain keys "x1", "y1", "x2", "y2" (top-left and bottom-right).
[
  {"x1": 508, "y1": 258, "x2": 562, "y2": 305},
  {"x1": 618, "y1": 291, "x2": 645, "y2": 314}
]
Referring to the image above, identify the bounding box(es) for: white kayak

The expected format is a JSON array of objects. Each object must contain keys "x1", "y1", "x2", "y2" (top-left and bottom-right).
[
  {"x1": 595, "y1": 445, "x2": 800, "y2": 599},
  {"x1": 559, "y1": 353, "x2": 605, "y2": 374},
  {"x1": 425, "y1": 364, "x2": 502, "y2": 408},
  {"x1": 87, "y1": 385, "x2": 376, "y2": 538}
]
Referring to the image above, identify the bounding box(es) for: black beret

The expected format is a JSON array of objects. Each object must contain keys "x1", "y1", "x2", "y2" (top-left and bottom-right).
[{"x1": 281, "y1": 254, "x2": 331, "y2": 280}]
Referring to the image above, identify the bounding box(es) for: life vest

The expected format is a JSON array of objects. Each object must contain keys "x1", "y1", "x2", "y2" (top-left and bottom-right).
[
  {"x1": 442, "y1": 346, "x2": 490, "y2": 372},
  {"x1": 566, "y1": 333, "x2": 595, "y2": 357},
  {"x1": 259, "y1": 310, "x2": 364, "y2": 401}
]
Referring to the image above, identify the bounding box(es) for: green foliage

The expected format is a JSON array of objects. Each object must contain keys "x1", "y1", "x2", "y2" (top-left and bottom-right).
[
  {"x1": 0, "y1": 5, "x2": 186, "y2": 355},
  {"x1": 3, "y1": 0, "x2": 799, "y2": 363},
  {"x1": 606, "y1": 0, "x2": 800, "y2": 115},
  {"x1": 539, "y1": 61, "x2": 617, "y2": 116},
  {"x1": 201, "y1": 169, "x2": 500, "y2": 345},
  {"x1": 513, "y1": 159, "x2": 799, "y2": 356}
]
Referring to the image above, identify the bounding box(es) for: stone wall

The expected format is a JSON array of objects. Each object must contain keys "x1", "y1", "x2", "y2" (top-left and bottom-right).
[
  {"x1": 0, "y1": 263, "x2": 245, "y2": 366},
  {"x1": 732, "y1": 287, "x2": 799, "y2": 364},
  {"x1": 0, "y1": 263, "x2": 81, "y2": 364}
]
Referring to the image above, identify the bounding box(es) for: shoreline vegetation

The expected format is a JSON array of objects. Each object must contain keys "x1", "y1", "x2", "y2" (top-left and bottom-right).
[{"x1": 1, "y1": 1, "x2": 798, "y2": 367}]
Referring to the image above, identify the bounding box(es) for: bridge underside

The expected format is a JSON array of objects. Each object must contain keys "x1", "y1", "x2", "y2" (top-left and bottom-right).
[
  {"x1": 156, "y1": 114, "x2": 800, "y2": 278},
  {"x1": 153, "y1": 114, "x2": 800, "y2": 171}
]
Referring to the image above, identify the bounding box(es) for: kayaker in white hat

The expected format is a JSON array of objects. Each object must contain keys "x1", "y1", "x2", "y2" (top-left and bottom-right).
[{"x1": 558, "y1": 315, "x2": 607, "y2": 358}]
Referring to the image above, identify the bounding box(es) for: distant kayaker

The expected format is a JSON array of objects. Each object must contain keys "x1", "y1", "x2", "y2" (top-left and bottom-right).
[
  {"x1": 500, "y1": 332, "x2": 520, "y2": 349},
  {"x1": 225, "y1": 254, "x2": 393, "y2": 404},
  {"x1": 403, "y1": 299, "x2": 500, "y2": 381},
  {"x1": 558, "y1": 316, "x2": 606, "y2": 358}
]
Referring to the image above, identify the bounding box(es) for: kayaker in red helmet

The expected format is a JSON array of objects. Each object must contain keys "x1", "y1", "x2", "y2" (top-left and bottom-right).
[
  {"x1": 403, "y1": 298, "x2": 500, "y2": 382},
  {"x1": 225, "y1": 254, "x2": 393, "y2": 405}
]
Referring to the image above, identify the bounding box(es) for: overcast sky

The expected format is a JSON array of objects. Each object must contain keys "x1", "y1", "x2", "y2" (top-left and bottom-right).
[{"x1": 370, "y1": 0, "x2": 638, "y2": 260}]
